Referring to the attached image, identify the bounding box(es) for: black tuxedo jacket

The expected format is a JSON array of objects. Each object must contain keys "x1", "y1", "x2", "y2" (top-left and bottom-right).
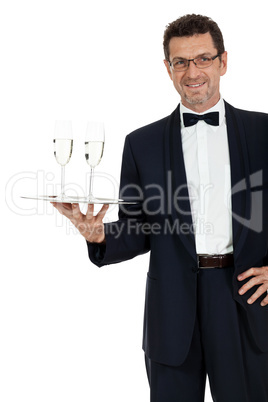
[{"x1": 88, "y1": 101, "x2": 268, "y2": 366}]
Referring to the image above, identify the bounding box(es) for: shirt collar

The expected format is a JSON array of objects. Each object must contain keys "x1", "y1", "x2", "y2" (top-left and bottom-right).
[{"x1": 180, "y1": 97, "x2": 225, "y2": 130}]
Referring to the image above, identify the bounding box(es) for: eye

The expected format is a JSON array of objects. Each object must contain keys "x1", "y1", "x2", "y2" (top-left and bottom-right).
[
  {"x1": 200, "y1": 57, "x2": 211, "y2": 62},
  {"x1": 173, "y1": 59, "x2": 186, "y2": 67}
]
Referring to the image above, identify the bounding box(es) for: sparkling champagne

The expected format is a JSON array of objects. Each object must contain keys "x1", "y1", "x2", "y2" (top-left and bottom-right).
[
  {"x1": 85, "y1": 141, "x2": 104, "y2": 168},
  {"x1": 53, "y1": 139, "x2": 73, "y2": 166}
]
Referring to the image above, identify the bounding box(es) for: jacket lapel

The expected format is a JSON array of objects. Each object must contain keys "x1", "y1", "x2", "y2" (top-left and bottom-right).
[
  {"x1": 224, "y1": 101, "x2": 251, "y2": 261},
  {"x1": 164, "y1": 105, "x2": 197, "y2": 260}
]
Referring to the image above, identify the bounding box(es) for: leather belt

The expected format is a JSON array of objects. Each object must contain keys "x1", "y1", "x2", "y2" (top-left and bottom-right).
[{"x1": 198, "y1": 254, "x2": 234, "y2": 269}]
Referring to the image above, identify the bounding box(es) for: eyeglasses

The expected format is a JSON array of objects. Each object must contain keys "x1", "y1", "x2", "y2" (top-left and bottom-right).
[{"x1": 168, "y1": 54, "x2": 221, "y2": 72}]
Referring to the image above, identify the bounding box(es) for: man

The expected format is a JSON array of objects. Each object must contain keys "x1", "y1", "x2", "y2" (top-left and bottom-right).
[{"x1": 52, "y1": 14, "x2": 268, "y2": 401}]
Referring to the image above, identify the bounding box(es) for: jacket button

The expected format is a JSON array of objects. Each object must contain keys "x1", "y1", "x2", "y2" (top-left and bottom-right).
[{"x1": 192, "y1": 267, "x2": 199, "y2": 274}]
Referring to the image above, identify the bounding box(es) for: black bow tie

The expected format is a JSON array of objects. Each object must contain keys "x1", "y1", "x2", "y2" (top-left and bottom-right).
[{"x1": 183, "y1": 111, "x2": 219, "y2": 127}]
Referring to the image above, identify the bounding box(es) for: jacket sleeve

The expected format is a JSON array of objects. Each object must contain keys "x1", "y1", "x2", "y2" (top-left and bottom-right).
[{"x1": 87, "y1": 134, "x2": 150, "y2": 267}]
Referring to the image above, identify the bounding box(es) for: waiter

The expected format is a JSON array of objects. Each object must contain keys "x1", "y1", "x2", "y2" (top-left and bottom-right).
[{"x1": 52, "y1": 14, "x2": 268, "y2": 401}]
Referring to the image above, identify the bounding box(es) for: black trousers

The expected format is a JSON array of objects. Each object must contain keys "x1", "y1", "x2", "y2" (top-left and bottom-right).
[{"x1": 145, "y1": 266, "x2": 268, "y2": 402}]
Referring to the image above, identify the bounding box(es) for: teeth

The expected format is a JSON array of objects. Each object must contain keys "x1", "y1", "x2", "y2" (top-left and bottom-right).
[{"x1": 187, "y1": 83, "x2": 204, "y2": 87}]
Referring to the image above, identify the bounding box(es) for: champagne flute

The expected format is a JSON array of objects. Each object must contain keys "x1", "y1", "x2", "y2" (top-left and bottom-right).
[
  {"x1": 53, "y1": 120, "x2": 73, "y2": 200},
  {"x1": 85, "y1": 122, "x2": 105, "y2": 201}
]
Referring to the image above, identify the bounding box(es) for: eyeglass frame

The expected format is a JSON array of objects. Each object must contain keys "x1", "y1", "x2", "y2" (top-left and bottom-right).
[{"x1": 168, "y1": 54, "x2": 221, "y2": 72}]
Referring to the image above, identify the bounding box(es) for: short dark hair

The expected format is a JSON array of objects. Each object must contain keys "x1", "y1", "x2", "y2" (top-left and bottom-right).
[{"x1": 163, "y1": 14, "x2": 225, "y2": 61}]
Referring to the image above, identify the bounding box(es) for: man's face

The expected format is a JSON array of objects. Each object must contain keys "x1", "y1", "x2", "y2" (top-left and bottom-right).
[{"x1": 164, "y1": 32, "x2": 227, "y2": 112}]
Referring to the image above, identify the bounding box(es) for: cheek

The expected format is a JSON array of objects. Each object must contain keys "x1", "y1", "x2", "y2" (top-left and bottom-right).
[
  {"x1": 208, "y1": 72, "x2": 221, "y2": 87},
  {"x1": 172, "y1": 75, "x2": 184, "y2": 90},
  {"x1": 173, "y1": 81, "x2": 184, "y2": 95}
]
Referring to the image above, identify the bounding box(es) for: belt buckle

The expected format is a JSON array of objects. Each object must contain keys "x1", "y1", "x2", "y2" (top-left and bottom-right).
[
  {"x1": 197, "y1": 255, "x2": 204, "y2": 269},
  {"x1": 198, "y1": 255, "x2": 210, "y2": 269}
]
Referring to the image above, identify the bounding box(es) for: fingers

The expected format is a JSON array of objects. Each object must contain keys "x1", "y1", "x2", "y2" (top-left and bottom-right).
[
  {"x1": 85, "y1": 203, "x2": 94, "y2": 220},
  {"x1": 72, "y1": 203, "x2": 83, "y2": 220},
  {"x1": 52, "y1": 201, "x2": 108, "y2": 243},
  {"x1": 237, "y1": 267, "x2": 260, "y2": 281},
  {"x1": 261, "y1": 293, "x2": 268, "y2": 307},
  {"x1": 238, "y1": 270, "x2": 264, "y2": 296},
  {"x1": 82, "y1": 203, "x2": 109, "y2": 243},
  {"x1": 85, "y1": 203, "x2": 109, "y2": 222},
  {"x1": 51, "y1": 202, "x2": 73, "y2": 218},
  {"x1": 52, "y1": 202, "x2": 109, "y2": 222},
  {"x1": 247, "y1": 285, "x2": 267, "y2": 305},
  {"x1": 238, "y1": 277, "x2": 257, "y2": 295},
  {"x1": 95, "y1": 204, "x2": 109, "y2": 222},
  {"x1": 237, "y1": 266, "x2": 268, "y2": 306},
  {"x1": 51, "y1": 202, "x2": 73, "y2": 210}
]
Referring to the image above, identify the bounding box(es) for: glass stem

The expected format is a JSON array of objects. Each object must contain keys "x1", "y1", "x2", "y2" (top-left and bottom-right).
[
  {"x1": 89, "y1": 167, "x2": 94, "y2": 199},
  {"x1": 61, "y1": 165, "x2": 65, "y2": 198}
]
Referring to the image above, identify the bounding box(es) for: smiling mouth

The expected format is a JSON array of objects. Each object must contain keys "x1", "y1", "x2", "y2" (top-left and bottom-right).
[{"x1": 186, "y1": 82, "x2": 206, "y2": 88}]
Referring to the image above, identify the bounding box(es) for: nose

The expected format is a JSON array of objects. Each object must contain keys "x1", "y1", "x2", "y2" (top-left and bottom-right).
[{"x1": 186, "y1": 60, "x2": 201, "y2": 78}]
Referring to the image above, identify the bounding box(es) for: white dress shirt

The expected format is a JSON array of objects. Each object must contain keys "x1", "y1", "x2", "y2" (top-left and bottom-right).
[{"x1": 180, "y1": 98, "x2": 233, "y2": 255}]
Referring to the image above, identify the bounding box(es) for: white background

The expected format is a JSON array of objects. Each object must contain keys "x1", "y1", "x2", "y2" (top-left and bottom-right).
[{"x1": 1, "y1": 0, "x2": 267, "y2": 401}]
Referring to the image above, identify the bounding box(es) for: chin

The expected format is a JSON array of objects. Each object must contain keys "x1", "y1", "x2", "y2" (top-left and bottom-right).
[{"x1": 184, "y1": 93, "x2": 211, "y2": 105}]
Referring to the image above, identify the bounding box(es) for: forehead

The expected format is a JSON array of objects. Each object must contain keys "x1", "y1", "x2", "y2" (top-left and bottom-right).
[{"x1": 169, "y1": 32, "x2": 217, "y2": 59}]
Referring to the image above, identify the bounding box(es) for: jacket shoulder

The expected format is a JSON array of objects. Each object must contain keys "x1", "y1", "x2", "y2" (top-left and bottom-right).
[
  {"x1": 225, "y1": 101, "x2": 268, "y2": 122},
  {"x1": 127, "y1": 115, "x2": 170, "y2": 144}
]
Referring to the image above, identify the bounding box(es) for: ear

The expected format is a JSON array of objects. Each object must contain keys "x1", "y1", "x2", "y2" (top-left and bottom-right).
[
  {"x1": 164, "y1": 60, "x2": 173, "y2": 80},
  {"x1": 220, "y1": 51, "x2": 228, "y2": 77}
]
